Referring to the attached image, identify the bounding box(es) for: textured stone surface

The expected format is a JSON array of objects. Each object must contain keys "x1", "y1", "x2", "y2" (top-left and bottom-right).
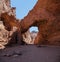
[
  {"x1": 22, "y1": 30, "x2": 37, "y2": 44},
  {"x1": 1, "y1": 12, "x2": 37, "y2": 45},
  {"x1": 22, "y1": 30, "x2": 32, "y2": 44},
  {"x1": 0, "y1": 21, "x2": 21, "y2": 49},
  {"x1": 0, "y1": 21, "x2": 9, "y2": 49},
  {"x1": 1, "y1": 12, "x2": 23, "y2": 45},
  {"x1": 0, "y1": 0, "x2": 16, "y2": 16},
  {"x1": 0, "y1": 0, "x2": 60, "y2": 47},
  {"x1": 0, "y1": 0, "x2": 23, "y2": 49},
  {"x1": 21, "y1": 0, "x2": 60, "y2": 45}
]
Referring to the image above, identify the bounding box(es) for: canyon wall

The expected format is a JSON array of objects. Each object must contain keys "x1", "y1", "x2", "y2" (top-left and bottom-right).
[
  {"x1": 0, "y1": 0, "x2": 60, "y2": 49},
  {"x1": 0, "y1": 0, "x2": 22, "y2": 49},
  {"x1": 0, "y1": 0, "x2": 35, "y2": 49}
]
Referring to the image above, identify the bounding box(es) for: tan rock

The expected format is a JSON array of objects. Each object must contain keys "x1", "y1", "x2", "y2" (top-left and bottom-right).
[
  {"x1": 22, "y1": 30, "x2": 33, "y2": 44},
  {"x1": 0, "y1": 21, "x2": 9, "y2": 49}
]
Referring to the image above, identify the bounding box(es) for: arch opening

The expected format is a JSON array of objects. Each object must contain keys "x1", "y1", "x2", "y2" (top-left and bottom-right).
[{"x1": 29, "y1": 26, "x2": 38, "y2": 32}]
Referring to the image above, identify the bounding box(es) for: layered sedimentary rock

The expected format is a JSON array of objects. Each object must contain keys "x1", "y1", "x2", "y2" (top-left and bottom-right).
[
  {"x1": 0, "y1": 0, "x2": 16, "y2": 16},
  {"x1": 0, "y1": 21, "x2": 9, "y2": 49},
  {"x1": 0, "y1": 0, "x2": 60, "y2": 48},
  {"x1": 0, "y1": 12, "x2": 23, "y2": 45},
  {"x1": 21, "y1": 0, "x2": 60, "y2": 45},
  {"x1": 0, "y1": 0, "x2": 11, "y2": 49},
  {"x1": 22, "y1": 30, "x2": 37, "y2": 44},
  {"x1": 22, "y1": 30, "x2": 32, "y2": 44},
  {"x1": 0, "y1": 0, "x2": 23, "y2": 49},
  {"x1": 0, "y1": 0, "x2": 35, "y2": 49},
  {"x1": 0, "y1": 19, "x2": 26, "y2": 49},
  {"x1": 31, "y1": 31, "x2": 37, "y2": 43},
  {"x1": 0, "y1": 20, "x2": 22, "y2": 49}
]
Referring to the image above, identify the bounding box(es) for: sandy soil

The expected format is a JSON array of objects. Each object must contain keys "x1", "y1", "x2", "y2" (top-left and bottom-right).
[{"x1": 0, "y1": 45, "x2": 60, "y2": 62}]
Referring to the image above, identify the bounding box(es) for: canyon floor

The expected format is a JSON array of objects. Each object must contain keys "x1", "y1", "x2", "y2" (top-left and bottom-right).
[{"x1": 0, "y1": 45, "x2": 60, "y2": 62}]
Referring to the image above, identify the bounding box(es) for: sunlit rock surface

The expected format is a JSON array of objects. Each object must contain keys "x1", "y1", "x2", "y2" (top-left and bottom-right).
[
  {"x1": 0, "y1": 21, "x2": 19, "y2": 49},
  {"x1": 0, "y1": 0, "x2": 18, "y2": 49},
  {"x1": 22, "y1": 30, "x2": 37, "y2": 44},
  {"x1": 0, "y1": 0, "x2": 60, "y2": 48},
  {"x1": 0, "y1": 0, "x2": 16, "y2": 16},
  {"x1": 20, "y1": 0, "x2": 60, "y2": 45},
  {"x1": 0, "y1": 21, "x2": 9, "y2": 49}
]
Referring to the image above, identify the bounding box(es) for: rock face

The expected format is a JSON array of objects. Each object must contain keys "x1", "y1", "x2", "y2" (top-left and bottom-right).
[
  {"x1": 0, "y1": 21, "x2": 9, "y2": 44},
  {"x1": 0, "y1": 0, "x2": 35, "y2": 49},
  {"x1": 0, "y1": 21, "x2": 9, "y2": 49},
  {"x1": 0, "y1": 19, "x2": 25, "y2": 49},
  {"x1": 0, "y1": 0, "x2": 16, "y2": 16},
  {"x1": 0, "y1": 0, "x2": 23, "y2": 49},
  {"x1": 0, "y1": 0, "x2": 60, "y2": 48},
  {"x1": 22, "y1": 30, "x2": 32, "y2": 44},
  {"x1": 22, "y1": 30, "x2": 37, "y2": 44},
  {"x1": 21, "y1": 0, "x2": 60, "y2": 45},
  {"x1": 0, "y1": 20, "x2": 22, "y2": 49}
]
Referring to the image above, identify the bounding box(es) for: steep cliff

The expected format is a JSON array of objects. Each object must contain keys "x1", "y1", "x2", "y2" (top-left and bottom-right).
[{"x1": 0, "y1": 0, "x2": 22, "y2": 49}]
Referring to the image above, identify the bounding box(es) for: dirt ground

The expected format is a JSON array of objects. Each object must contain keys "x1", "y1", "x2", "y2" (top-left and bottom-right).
[{"x1": 0, "y1": 45, "x2": 60, "y2": 62}]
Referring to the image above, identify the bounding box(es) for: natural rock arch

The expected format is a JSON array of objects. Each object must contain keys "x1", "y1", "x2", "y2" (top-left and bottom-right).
[
  {"x1": 0, "y1": 0, "x2": 60, "y2": 46},
  {"x1": 20, "y1": 0, "x2": 60, "y2": 45}
]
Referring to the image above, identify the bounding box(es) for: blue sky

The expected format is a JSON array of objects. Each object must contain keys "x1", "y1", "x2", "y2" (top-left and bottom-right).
[{"x1": 11, "y1": 0, "x2": 38, "y2": 32}]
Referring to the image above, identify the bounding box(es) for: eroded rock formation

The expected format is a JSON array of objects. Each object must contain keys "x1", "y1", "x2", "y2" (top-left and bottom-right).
[
  {"x1": 0, "y1": 0, "x2": 23, "y2": 49},
  {"x1": 0, "y1": 0, "x2": 34, "y2": 49},
  {"x1": 21, "y1": 0, "x2": 60, "y2": 45},
  {"x1": 0, "y1": 0, "x2": 60, "y2": 49},
  {"x1": 22, "y1": 30, "x2": 37, "y2": 44},
  {"x1": 0, "y1": 21, "x2": 9, "y2": 49},
  {"x1": 1, "y1": 12, "x2": 24, "y2": 45},
  {"x1": 0, "y1": 0, "x2": 16, "y2": 16}
]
